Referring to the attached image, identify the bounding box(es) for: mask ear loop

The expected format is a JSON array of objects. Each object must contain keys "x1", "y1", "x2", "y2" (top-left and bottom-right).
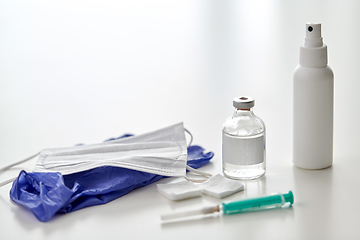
[
  {"x1": 184, "y1": 166, "x2": 212, "y2": 183},
  {"x1": 0, "y1": 152, "x2": 40, "y2": 187},
  {"x1": 184, "y1": 128, "x2": 212, "y2": 183},
  {"x1": 0, "y1": 152, "x2": 39, "y2": 174},
  {"x1": 184, "y1": 128, "x2": 193, "y2": 147}
]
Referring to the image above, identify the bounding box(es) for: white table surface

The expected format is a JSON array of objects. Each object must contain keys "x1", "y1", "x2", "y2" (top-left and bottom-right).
[{"x1": 1, "y1": 1, "x2": 360, "y2": 239}]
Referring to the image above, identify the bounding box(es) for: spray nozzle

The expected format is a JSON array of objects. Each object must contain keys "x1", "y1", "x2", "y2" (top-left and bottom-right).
[{"x1": 304, "y1": 23, "x2": 323, "y2": 48}]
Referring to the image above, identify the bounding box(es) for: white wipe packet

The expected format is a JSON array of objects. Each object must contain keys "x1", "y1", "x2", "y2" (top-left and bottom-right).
[
  {"x1": 157, "y1": 174, "x2": 244, "y2": 200},
  {"x1": 157, "y1": 181, "x2": 202, "y2": 201},
  {"x1": 200, "y1": 174, "x2": 244, "y2": 198}
]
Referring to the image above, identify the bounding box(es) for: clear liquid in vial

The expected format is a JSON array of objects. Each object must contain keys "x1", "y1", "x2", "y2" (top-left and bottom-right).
[{"x1": 222, "y1": 132, "x2": 266, "y2": 180}]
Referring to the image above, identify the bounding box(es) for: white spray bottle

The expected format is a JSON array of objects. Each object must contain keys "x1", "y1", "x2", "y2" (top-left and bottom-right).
[{"x1": 293, "y1": 23, "x2": 334, "y2": 169}]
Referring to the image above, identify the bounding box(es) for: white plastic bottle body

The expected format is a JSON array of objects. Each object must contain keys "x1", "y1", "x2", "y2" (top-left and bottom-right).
[{"x1": 293, "y1": 65, "x2": 334, "y2": 169}]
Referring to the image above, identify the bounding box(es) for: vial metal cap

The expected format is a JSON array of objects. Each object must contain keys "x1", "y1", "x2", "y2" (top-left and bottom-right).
[{"x1": 233, "y1": 96, "x2": 255, "y2": 109}]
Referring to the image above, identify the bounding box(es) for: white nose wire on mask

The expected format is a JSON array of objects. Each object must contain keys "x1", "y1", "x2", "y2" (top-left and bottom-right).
[{"x1": 34, "y1": 122, "x2": 188, "y2": 176}]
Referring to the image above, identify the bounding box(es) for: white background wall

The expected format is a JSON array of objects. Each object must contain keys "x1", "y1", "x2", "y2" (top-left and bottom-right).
[{"x1": 1, "y1": 1, "x2": 359, "y2": 239}]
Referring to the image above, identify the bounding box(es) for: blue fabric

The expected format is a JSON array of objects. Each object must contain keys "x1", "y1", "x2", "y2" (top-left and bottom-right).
[{"x1": 10, "y1": 145, "x2": 213, "y2": 222}]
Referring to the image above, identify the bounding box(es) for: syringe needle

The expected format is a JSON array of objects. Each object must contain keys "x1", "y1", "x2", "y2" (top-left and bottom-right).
[{"x1": 161, "y1": 205, "x2": 220, "y2": 221}]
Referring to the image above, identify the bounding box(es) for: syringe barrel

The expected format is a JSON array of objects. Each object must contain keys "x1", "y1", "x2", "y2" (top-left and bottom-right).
[{"x1": 222, "y1": 191, "x2": 294, "y2": 215}]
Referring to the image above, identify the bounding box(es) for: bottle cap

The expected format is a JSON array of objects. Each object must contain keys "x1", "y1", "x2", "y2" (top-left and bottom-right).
[
  {"x1": 304, "y1": 23, "x2": 323, "y2": 48},
  {"x1": 233, "y1": 96, "x2": 254, "y2": 109},
  {"x1": 300, "y1": 22, "x2": 328, "y2": 67}
]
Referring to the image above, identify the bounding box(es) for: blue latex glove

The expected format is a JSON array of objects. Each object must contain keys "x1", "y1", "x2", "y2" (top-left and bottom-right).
[{"x1": 10, "y1": 145, "x2": 213, "y2": 222}]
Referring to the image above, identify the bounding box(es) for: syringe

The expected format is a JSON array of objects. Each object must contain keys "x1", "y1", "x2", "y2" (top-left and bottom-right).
[{"x1": 161, "y1": 191, "x2": 294, "y2": 221}]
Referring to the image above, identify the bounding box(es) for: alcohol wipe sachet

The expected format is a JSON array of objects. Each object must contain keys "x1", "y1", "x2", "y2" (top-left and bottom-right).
[
  {"x1": 157, "y1": 180, "x2": 202, "y2": 201},
  {"x1": 200, "y1": 174, "x2": 244, "y2": 199},
  {"x1": 157, "y1": 174, "x2": 244, "y2": 201}
]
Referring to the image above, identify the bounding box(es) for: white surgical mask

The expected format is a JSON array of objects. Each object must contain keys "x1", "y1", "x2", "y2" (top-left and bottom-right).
[{"x1": 33, "y1": 123, "x2": 188, "y2": 176}]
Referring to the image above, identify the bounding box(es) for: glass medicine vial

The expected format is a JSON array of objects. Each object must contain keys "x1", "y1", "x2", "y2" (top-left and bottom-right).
[{"x1": 222, "y1": 96, "x2": 266, "y2": 180}]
